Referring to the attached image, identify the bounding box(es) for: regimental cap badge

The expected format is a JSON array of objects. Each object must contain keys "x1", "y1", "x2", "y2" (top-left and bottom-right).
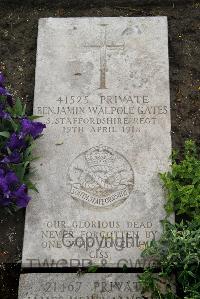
[{"x1": 69, "y1": 145, "x2": 134, "y2": 208}]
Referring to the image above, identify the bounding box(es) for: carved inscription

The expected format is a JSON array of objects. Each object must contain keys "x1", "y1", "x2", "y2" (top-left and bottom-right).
[
  {"x1": 22, "y1": 277, "x2": 143, "y2": 299},
  {"x1": 25, "y1": 220, "x2": 160, "y2": 268},
  {"x1": 34, "y1": 95, "x2": 169, "y2": 136}
]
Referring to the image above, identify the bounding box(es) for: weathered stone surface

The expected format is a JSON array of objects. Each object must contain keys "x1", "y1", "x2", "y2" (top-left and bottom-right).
[
  {"x1": 18, "y1": 273, "x2": 145, "y2": 299},
  {"x1": 22, "y1": 17, "x2": 171, "y2": 268}
]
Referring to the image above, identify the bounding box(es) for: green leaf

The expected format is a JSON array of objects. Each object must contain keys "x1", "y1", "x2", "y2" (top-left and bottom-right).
[
  {"x1": 28, "y1": 115, "x2": 43, "y2": 120},
  {"x1": 87, "y1": 265, "x2": 99, "y2": 273},
  {"x1": 10, "y1": 118, "x2": 19, "y2": 131},
  {"x1": 14, "y1": 98, "x2": 23, "y2": 116},
  {"x1": 12, "y1": 161, "x2": 29, "y2": 181},
  {"x1": 0, "y1": 95, "x2": 6, "y2": 105},
  {"x1": 0, "y1": 131, "x2": 10, "y2": 138},
  {"x1": 22, "y1": 103, "x2": 26, "y2": 115},
  {"x1": 25, "y1": 180, "x2": 39, "y2": 193}
]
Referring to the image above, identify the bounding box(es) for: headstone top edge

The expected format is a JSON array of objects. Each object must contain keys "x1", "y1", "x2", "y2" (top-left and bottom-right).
[
  {"x1": 38, "y1": 16, "x2": 168, "y2": 23},
  {"x1": 38, "y1": 16, "x2": 168, "y2": 33}
]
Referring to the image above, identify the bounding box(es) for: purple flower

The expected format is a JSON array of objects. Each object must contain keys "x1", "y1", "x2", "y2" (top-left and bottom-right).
[
  {"x1": 0, "y1": 171, "x2": 9, "y2": 193},
  {"x1": 20, "y1": 118, "x2": 46, "y2": 139},
  {"x1": 0, "y1": 170, "x2": 19, "y2": 206},
  {"x1": 0, "y1": 86, "x2": 7, "y2": 95},
  {"x1": 0, "y1": 72, "x2": 5, "y2": 87},
  {"x1": 1, "y1": 150, "x2": 21, "y2": 164},
  {"x1": 0, "y1": 169, "x2": 30, "y2": 208},
  {"x1": 0, "y1": 103, "x2": 11, "y2": 120},
  {"x1": 0, "y1": 89, "x2": 13, "y2": 107},
  {"x1": 6, "y1": 133, "x2": 26, "y2": 151},
  {"x1": 5, "y1": 171, "x2": 19, "y2": 185},
  {"x1": 13, "y1": 184, "x2": 30, "y2": 208},
  {"x1": 0, "y1": 169, "x2": 4, "y2": 176}
]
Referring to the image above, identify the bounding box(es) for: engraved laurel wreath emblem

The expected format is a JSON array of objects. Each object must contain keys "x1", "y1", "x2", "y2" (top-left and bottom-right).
[{"x1": 68, "y1": 145, "x2": 134, "y2": 207}]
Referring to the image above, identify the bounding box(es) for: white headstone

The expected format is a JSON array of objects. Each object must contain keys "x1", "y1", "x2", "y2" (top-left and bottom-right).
[{"x1": 22, "y1": 17, "x2": 171, "y2": 268}]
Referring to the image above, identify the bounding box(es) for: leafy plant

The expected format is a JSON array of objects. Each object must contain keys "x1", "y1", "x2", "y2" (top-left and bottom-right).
[
  {"x1": 140, "y1": 220, "x2": 200, "y2": 298},
  {"x1": 139, "y1": 141, "x2": 200, "y2": 299},
  {"x1": 0, "y1": 72, "x2": 46, "y2": 212},
  {"x1": 160, "y1": 140, "x2": 200, "y2": 220}
]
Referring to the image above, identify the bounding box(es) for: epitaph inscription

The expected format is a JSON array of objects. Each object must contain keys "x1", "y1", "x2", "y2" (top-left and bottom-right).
[{"x1": 22, "y1": 17, "x2": 171, "y2": 268}]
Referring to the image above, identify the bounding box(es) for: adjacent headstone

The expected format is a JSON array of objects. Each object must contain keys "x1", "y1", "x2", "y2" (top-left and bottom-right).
[
  {"x1": 18, "y1": 273, "x2": 145, "y2": 299},
  {"x1": 22, "y1": 17, "x2": 171, "y2": 268}
]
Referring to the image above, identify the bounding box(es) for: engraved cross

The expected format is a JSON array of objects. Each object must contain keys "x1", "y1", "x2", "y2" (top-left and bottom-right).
[{"x1": 85, "y1": 24, "x2": 124, "y2": 89}]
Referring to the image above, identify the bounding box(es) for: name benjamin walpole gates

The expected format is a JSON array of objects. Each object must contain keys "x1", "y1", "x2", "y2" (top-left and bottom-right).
[{"x1": 34, "y1": 95, "x2": 169, "y2": 132}]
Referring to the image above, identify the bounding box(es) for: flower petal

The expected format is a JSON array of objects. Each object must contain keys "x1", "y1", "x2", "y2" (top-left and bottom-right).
[
  {"x1": 0, "y1": 86, "x2": 7, "y2": 95},
  {"x1": 21, "y1": 118, "x2": 46, "y2": 139},
  {"x1": 0, "y1": 72, "x2": 5, "y2": 87},
  {"x1": 0, "y1": 176, "x2": 8, "y2": 193},
  {"x1": 1, "y1": 151, "x2": 21, "y2": 164},
  {"x1": 14, "y1": 184, "x2": 31, "y2": 208},
  {"x1": 5, "y1": 171, "x2": 19, "y2": 186},
  {"x1": 6, "y1": 133, "x2": 26, "y2": 151}
]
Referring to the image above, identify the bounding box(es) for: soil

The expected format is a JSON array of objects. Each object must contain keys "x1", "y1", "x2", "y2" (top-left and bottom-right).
[{"x1": 0, "y1": 1, "x2": 199, "y2": 298}]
